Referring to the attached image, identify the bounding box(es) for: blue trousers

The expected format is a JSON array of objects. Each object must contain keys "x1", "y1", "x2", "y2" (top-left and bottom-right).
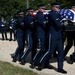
[
  {"x1": 14, "y1": 37, "x2": 25, "y2": 59},
  {"x1": 1, "y1": 28, "x2": 7, "y2": 40},
  {"x1": 21, "y1": 33, "x2": 33, "y2": 60},
  {"x1": 39, "y1": 35, "x2": 64, "y2": 69},
  {"x1": 33, "y1": 35, "x2": 46, "y2": 63},
  {"x1": 10, "y1": 29, "x2": 16, "y2": 40},
  {"x1": 64, "y1": 31, "x2": 75, "y2": 56}
]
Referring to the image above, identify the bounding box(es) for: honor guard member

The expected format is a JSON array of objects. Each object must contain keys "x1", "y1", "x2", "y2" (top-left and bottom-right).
[
  {"x1": 31, "y1": 4, "x2": 48, "y2": 68},
  {"x1": 64, "y1": 5, "x2": 75, "y2": 58},
  {"x1": 20, "y1": 8, "x2": 37, "y2": 65},
  {"x1": 37, "y1": 2, "x2": 67, "y2": 74},
  {"x1": 0, "y1": 16, "x2": 8, "y2": 40},
  {"x1": 9, "y1": 16, "x2": 16, "y2": 41},
  {"x1": 12, "y1": 10, "x2": 25, "y2": 62}
]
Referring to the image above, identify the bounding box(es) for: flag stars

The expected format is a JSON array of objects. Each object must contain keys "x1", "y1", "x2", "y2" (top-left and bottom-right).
[
  {"x1": 70, "y1": 16, "x2": 72, "y2": 19},
  {"x1": 66, "y1": 16, "x2": 68, "y2": 18}
]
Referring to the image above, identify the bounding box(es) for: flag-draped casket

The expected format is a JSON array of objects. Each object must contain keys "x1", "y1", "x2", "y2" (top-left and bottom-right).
[
  {"x1": 32, "y1": 9, "x2": 75, "y2": 31},
  {"x1": 59, "y1": 9, "x2": 75, "y2": 31}
]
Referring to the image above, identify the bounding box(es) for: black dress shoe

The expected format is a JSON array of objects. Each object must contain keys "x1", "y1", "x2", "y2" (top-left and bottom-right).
[
  {"x1": 9, "y1": 39, "x2": 12, "y2": 41},
  {"x1": 18, "y1": 58, "x2": 22, "y2": 62},
  {"x1": 2, "y1": 39, "x2": 4, "y2": 41},
  {"x1": 20, "y1": 60, "x2": 26, "y2": 65},
  {"x1": 58, "y1": 69, "x2": 67, "y2": 74},
  {"x1": 13, "y1": 39, "x2": 16, "y2": 41},
  {"x1": 12, "y1": 55, "x2": 17, "y2": 62},
  {"x1": 12, "y1": 58, "x2": 17, "y2": 62},
  {"x1": 67, "y1": 60, "x2": 73, "y2": 64},
  {"x1": 6, "y1": 39, "x2": 8, "y2": 40},
  {"x1": 11, "y1": 54, "x2": 15, "y2": 58},
  {"x1": 37, "y1": 64, "x2": 44, "y2": 71},
  {"x1": 30, "y1": 62, "x2": 36, "y2": 69}
]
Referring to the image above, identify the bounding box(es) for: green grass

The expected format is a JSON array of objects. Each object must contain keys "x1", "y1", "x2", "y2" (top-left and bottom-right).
[{"x1": 0, "y1": 61, "x2": 40, "y2": 75}]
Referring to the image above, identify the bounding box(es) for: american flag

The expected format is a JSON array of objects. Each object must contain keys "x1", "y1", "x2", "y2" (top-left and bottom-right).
[
  {"x1": 59, "y1": 9, "x2": 75, "y2": 22},
  {"x1": 32, "y1": 9, "x2": 75, "y2": 22}
]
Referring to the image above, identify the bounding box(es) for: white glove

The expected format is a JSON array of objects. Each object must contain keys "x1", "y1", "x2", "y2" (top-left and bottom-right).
[
  {"x1": 2, "y1": 25, "x2": 4, "y2": 27},
  {"x1": 10, "y1": 26, "x2": 12, "y2": 29},
  {"x1": 64, "y1": 21, "x2": 68, "y2": 26}
]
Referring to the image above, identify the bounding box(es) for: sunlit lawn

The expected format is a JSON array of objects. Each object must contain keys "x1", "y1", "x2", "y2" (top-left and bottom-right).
[{"x1": 0, "y1": 61, "x2": 40, "y2": 75}]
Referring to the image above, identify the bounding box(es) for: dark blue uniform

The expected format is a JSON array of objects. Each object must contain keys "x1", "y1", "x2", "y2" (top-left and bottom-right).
[
  {"x1": 9, "y1": 18, "x2": 16, "y2": 41},
  {"x1": 64, "y1": 21, "x2": 75, "y2": 57},
  {"x1": 64, "y1": 5, "x2": 75, "y2": 57},
  {"x1": 20, "y1": 8, "x2": 37, "y2": 65},
  {"x1": 32, "y1": 10, "x2": 47, "y2": 63},
  {"x1": 12, "y1": 14, "x2": 25, "y2": 62},
  {"x1": 33, "y1": 3, "x2": 67, "y2": 74},
  {"x1": 0, "y1": 19, "x2": 7, "y2": 40},
  {"x1": 39, "y1": 10, "x2": 65, "y2": 70}
]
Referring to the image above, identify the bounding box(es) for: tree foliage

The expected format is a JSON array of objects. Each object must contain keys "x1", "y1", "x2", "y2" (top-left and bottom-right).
[
  {"x1": 0, "y1": 0, "x2": 26, "y2": 18},
  {"x1": 0, "y1": 0, "x2": 75, "y2": 18}
]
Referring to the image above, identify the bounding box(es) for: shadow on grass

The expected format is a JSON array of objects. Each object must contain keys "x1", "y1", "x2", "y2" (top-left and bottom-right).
[{"x1": 0, "y1": 61, "x2": 40, "y2": 75}]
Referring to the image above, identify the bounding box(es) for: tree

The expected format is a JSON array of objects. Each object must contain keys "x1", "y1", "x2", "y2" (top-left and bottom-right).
[
  {"x1": 0, "y1": 0, "x2": 26, "y2": 19},
  {"x1": 0, "y1": 0, "x2": 74, "y2": 19}
]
